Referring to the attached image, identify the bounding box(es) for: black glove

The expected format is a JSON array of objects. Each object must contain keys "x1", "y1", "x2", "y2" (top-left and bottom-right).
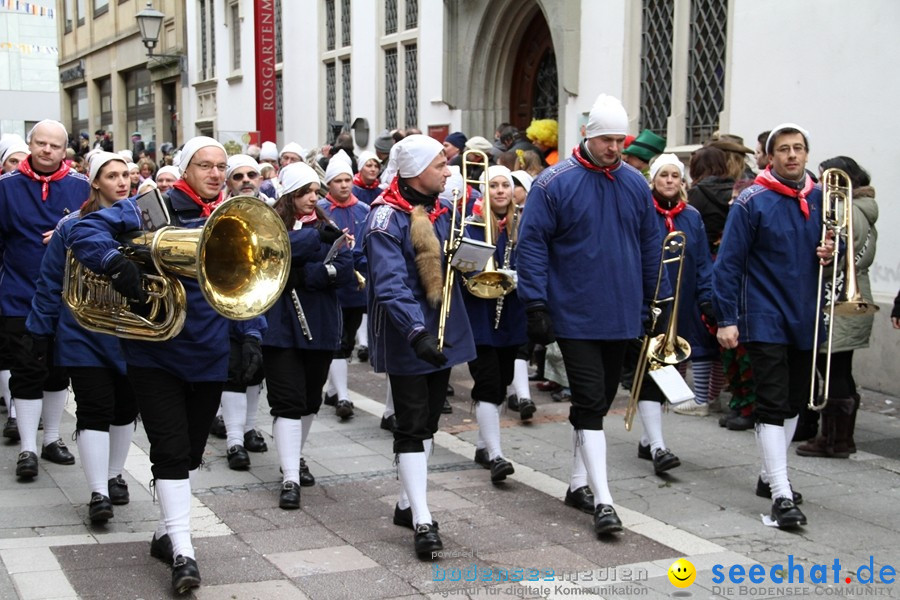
[
  {"x1": 288, "y1": 263, "x2": 307, "y2": 290},
  {"x1": 700, "y1": 301, "x2": 717, "y2": 326},
  {"x1": 106, "y1": 253, "x2": 146, "y2": 302},
  {"x1": 240, "y1": 337, "x2": 263, "y2": 385},
  {"x1": 526, "y1": 305, "x2": 555, "y2": 346},
  {"x1": 318, "y1": 223, "x2": 343, "y2": 245},
  {"x1": 410, "y1": 331, "x2": 448, "y2": 368}
]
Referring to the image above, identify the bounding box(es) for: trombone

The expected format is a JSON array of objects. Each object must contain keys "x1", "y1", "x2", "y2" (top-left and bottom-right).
[
  {"x1": 624, "y1": 231, "x2": 692, "y2": 431},
  {"x1": 808, "y1": 168, "x2": 878, "y2": 411}
]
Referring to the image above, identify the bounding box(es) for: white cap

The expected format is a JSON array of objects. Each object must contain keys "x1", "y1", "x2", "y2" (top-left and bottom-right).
[
  {"x1": 330, "y1": 148, "x2": 352, "y2": 165},
  {"x1": 226, "y1": 154, "x2": 261, "y2": 179},
  {"x1": 259, "y1": 141, "x2": 279, "y2": 161},
  {"x1": 381, "y1": 134, "x2": 444, "y2": 184},
  {"x1": 439, "y1": 165, "x2": 464, "y2": 202},
  {"x1": 26, "y1": 119, "x2": 68, "y2": 143},
  {"x1": 118, "y1": 149, "x2": 134, "y2": 162},
  {"x1": 324, "y1": 158, "x2": 353, "y2": 184},
  {"x1": 648, "y1": 153, "x2": 685, "y2": 182},
  {"x1": 88, "y1": 152, "x2": 128, "y2": 183},
  {"x1": 510, "y1": 170, "x2": 533, "y2": 193},
  {"x1": 481, "y1": 165, "x2": 515, "y2": 195},
  {"x1": 178, "y1": 136, "x2": 226, "y2": 172},
  {"x1": 0, "y1": 136, "x2": 28, "y2": 165},
  {"x1": 585, "y1": 94, "x2": 629, "y2": 138},
  {"x1": 279, "y1": 161, "x2": 319, "y2": 197},
  {"x1": 155, "y1": 165, "x2": 181, "y2": 181},
  {"x1": 465, "y1": 136, "x2": 493, "y2": 153},
  {"x1": 127, "y1": 162, "x2": 139, "y2": 172},
  {"x1": 280, "y1": 141, "x2": 305, "y2": 160},
  {"x1": 357, "y1": 150, "x2": 380, "y2": 169},
  {"x1": 766, "y1": 123, "x2": 810, "y2": 155}
]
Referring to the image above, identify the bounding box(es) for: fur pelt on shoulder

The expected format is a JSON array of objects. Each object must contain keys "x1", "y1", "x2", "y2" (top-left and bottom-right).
[{"x1": 410, "y1": 205, "x2": 444, "y2": 307}]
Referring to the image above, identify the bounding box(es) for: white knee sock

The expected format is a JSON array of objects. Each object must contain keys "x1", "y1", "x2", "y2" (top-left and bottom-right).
[
  {"x1": 398, "y1": 451, "x2": 431, "y2": 526},
  {"x1": 274, "y1": 417, "x2": 302, "y2": 484},
  {"x1": 577, "y1": 429, "x2": 613, "y2": 506},
  {"x1": 220, "y1": 391, "x2": 247, "y2": 448},
  {"x1": 638, "y1": 401, "x2": 665, "y2": 453},
  {"x1": 399, "y1": 439, "x2": 433, "y2": 510},
  {"x1": 0, "y1": 370, "x2": 10, "y2": 408},
  {"x1": 570, "y1": 434, "x2": 588, "y2": 491},
  {"x1": 41, "y1": 389, "x2": 68, "y2": 446},
  {"x1": 244, "y1": 385, "x2": 261, "y2": 432},
  {"x1": 475, "y1": 401, "x2": 502, "y2": 460},
  {"x1": 692, "y1": 361, "x2": 712, "y2": 405},
  {"x1": 329, "y1": 359, "x2": 349, "y2": 401},
  {"x1": 756, "y1": 423, "x2": 791, "y2": 501},
  {"x1": 383, "y1": 378, "x2": 395, "y2": 418},
  {"x1": 108, "y1": 423, "x2": 134, "y2": 479},
  {"x1": 300, "y1": 414, "x2": 314, "y2": 454},
  {"x1": 76, "y1": 429, "x2": 109, "y2": 496},
  {"x1": 8, "y1": 396, "x2": 15, "y2": 419},
  {"x1": 16, "y1": 398, "x2": 42, "y2": 453},
  {"x1": 512, "y1": 358, "x2": 530, "y2": 400},
  {"x1": 156, "y1": 478, "x2": 194, "y2": 559},
  {"x1": 356, "y1": 314, "x2": 368, "y2": 347},
  {"x1": 783, "y1": 415, "x2": 798, "y2": 447}
]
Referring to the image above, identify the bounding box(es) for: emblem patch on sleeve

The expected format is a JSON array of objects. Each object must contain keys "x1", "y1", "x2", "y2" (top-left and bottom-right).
[{"x1": 371, "y1": 205, "x2": 394, "y2": 232}]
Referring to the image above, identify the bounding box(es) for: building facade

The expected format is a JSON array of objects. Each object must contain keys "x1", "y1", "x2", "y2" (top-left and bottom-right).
[
  {"x1": 56, "y1": 0, "x2": 186, "y2": 158},
  {"x1": 0, "y1": 0, "x2": 60, "y2": 137}
]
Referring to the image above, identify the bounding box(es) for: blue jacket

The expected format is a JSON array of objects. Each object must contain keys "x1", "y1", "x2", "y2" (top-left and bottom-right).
[
  {"x1": 516, "y1": 157, "x2": 667, "y2": 340},
  {"x1": 27, "y1": 210, "x2": 126, "y2": 373},
  {"x1": 0, "y1": 167, "x2": 89, "y2": 317},
  {"x1": 713, "y1": 183, "x2": 825, "y2": 349},
  {"x1": 462, "y1": 220, "x2": 527, "y2": 348},
  {"x1": 317, "y1": 197, "x2": 369, "y2": 308},
  {"x1": 363, "y1": 200, "x2": 476, "y2": 375},
  {"x1": 66, "y1": 190, "x2": 265, "y2": 381},
  {"x1": 262, "y1": 223, "x2": 354, "y2": 350},
  {"x1": 652, "y1": 205, "x2": 717, "y2": 361},
  {"x1": 352, "y1": 183, "x2": 382, "y2": 206}
]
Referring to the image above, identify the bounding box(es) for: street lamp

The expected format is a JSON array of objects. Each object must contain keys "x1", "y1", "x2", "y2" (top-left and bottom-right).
[{"x1": 135, "y1": 2, "x2": 166, "y2": 56}]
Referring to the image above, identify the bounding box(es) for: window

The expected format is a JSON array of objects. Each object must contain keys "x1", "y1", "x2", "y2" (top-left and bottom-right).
[
  {"x1": 404, "y1": 45, "x2": 416, "y2": 128},
  {"x1": 98, "y1": 77, "x2": 113, "y2": 131},
  {"x1": 77, "y1": 0, "x2": 85, "y2": 25},
  {"x1": 275, "y1": 0, "x2": 283, "y2": 63},
  {"x1": 322, "y1": 0, "x2": 351, "y2": 133},
  {"x1": 686, "y1": 0, "x2": 727, "y2": 143},
  {"x1": 276, "y1": 73, "x2": 284, "y2": 132},
  {"x1": 342, "y1": 58, "x2": 351, "y2": 125},
  {"x1": 198, "y1": 0, "x2": 216, "y2": 81},
  {"x1": 639, "y1": 0, "x2": 674, "y2": 137},
  {"x1": 326, "y1": 62, "x2": 336, "y2": 126},
  {"x1": 385, "y1": 0, "x2": 397, "y2": 34},
  {"x1": 230, "y1": 1, "x2": 241, "y2": 72},
  {"x1": 384, "y1": 48, "x2": 397, "y2": 129},
  {"x1": 94, "y1": 0, "x2": 109, "y2": 17},
  {"x1": 325, "y1": 0, "x2": 335, "y2": 51},
  {"x1": 64, "y1": 0, "x2": 74, "y2": 32},
  {"x1": 405, "y1": 0, "x2": 417, "y2": 29},
  {"x1": 69, "y1": 86, "x2": 88, "y2": 137},
  {"x1": 382, "y1": 0, "x2": 418, "y2": 129},
  {"x1": 341, "y1": 0, "x2": 350, "y2": 46},
  {"x1": 125, "y1": 69, "x2": 155, "y2": 153}
]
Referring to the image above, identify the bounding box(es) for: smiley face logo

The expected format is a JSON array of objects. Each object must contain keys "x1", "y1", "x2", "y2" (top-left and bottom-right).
[{"x1": 668, "y1": 558, "x2": 696, "y2": 588}]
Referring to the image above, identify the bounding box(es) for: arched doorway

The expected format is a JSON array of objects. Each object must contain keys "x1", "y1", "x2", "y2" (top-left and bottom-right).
[{"x1": 509, "y1": 12, "x2": 558, "y2": 131}]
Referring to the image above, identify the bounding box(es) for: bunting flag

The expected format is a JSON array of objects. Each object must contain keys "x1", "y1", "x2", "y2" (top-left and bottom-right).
[
  {"x1": 0, "y1": 41, "x2": 58, "y2": 54},
  {"x1": 0, "y1": 0, "x2": 55, "y2": 18}
]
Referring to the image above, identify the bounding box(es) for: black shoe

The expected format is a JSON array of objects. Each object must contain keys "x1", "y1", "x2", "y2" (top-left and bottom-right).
[
  {"x1": 323, "y1": 393, "x2": 337, "y2": 407},
  {"x1": 637, "y1": 442, "x2": 651, "y2": 460},
  {"x1": 771, "y1": 497, "x2": 807, "y2": 528},
  {"x1": 150, "y1": 533, "x2": 173, "y2": 563},
  {"x1": 551, "y1": 389, "x2": 572, "y2": 403},
  {"x1": 593, "y1": 504, "x2": 623, "y2": 535},
  {"x1": 16, "y1": 451, "x2": 38, "y2": 478},
  {"x1": 719, "y1": 407, "x2": 740, "y2": 428},
  {"x1": 489, "y1": 457, "x2": 515, "y2": 483},
  {"x1": 726, "y1": 412, "x2": 755, "y2": 431},
  {"x1": 380, "y1": 414, "x2": 396, "y2": 432},
  {"x1": 652, "y1": 448, "x2": 681, "y2": 474},
  {"x1": 564, "y1": 485, "x2": 595, "y2": 514},
  {"x1": 507, "y1": 394, "x2": 520, "y2": 411},
  {"x1": 3, "y1": 417, "x2": 18, "y2": 441},
  {"x1": 518, "y1": 398, "x2": 537, "y2": 421},
  {"x1": 335, "y1": 399, "x2": 355, "y2": 420},
  {"x1": 243, "y1": 429, "x2": 268, "y2": 452},
  {"x1": 227, "y1": 445, "x2": 251, "y2": 470},
  {"x1": 41, "y1": 439, "x2": 75, "y2": 465},
  {"x1": 209, "y1": 415, "x2": 226, "y2": 438},
  {"x1": 473, "y1": 448, "x2": 491, "y2": 469},
  {"x1": 755, "y1": 477, "x2": 803, "y2": 505},
  {"x1": 108, "y1": 475, "x2": 130, "y2": 505},
  {"x1": 88, "y1": 493, "x2": 114, "y2": 523},
  {"x1": 393, "y1": 504, "x2": 439, "y2": 530},
  {"x1": 299, "y1": 457, "x2": 315, "y2": 487},
  {"x1": 446, "y1": 384, "x2": 455, "y2": 397},
  {"x1": 414, "y1": 522, "x2": 443, "y2": 558},
  {"x1": 171, "y1": 555, "x2": 201, "y2": 595},
  {"x1": 357, "y1": 346, "x2": 369, "y2": 362},
  {"x1": 442, "y1": 399, "x2": 453, "y2": 414},
  {"x1": 279, "y1": 481, "x2": 301, "y2": 509}
]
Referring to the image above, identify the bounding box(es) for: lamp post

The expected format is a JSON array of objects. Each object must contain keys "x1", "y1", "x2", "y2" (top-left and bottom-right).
[{"x1": 135, "y1": 2, "x2": 182, "y2": 65}]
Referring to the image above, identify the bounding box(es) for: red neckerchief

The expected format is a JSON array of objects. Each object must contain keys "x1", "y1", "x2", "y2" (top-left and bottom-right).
[
  {"x1": 572, "y1": 144, "x2": 617, "y2": 181},
  {"x1": 296, "y1": 212, "x2": 318, "y2": 225},
  {"x1": 172, "y1": 179, "x2": 224, "y2": 217},
  {"x1": 17, "y1": 157, "x2": 70, "y2": 201},
  {"x1": 352, "y1": 172, "x2": 379, "y2": 189},
  {"x1": 373, "y1": 177, "x2": 447, "y2": 223},
  {"x1": 652, "y1": 193, "x2": 687, "y2": 232},
  {"x1": 754, "y1": 166, "x2": 814, "y2": 220},
  {"x1": 326, "y1": 192, "x2": 359, "y2": 212}
]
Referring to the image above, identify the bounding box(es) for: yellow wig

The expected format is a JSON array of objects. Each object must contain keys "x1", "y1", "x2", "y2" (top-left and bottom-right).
[{"x1": 525, "y1": 119, "x2": 558, "y2": 148}]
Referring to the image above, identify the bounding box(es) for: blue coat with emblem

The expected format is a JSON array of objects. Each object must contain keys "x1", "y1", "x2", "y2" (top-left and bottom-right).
[
  {"x1": 66, "y1": 189, "x2": 265, "y2": 382},
  {"x1": 317, "y1": 196, "x2": 369, "y2": 308}
]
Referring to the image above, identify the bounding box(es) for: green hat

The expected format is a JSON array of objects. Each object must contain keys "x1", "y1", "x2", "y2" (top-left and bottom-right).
[{"x1": 623, "y1": 129, "x2": 666, "y2": 162}]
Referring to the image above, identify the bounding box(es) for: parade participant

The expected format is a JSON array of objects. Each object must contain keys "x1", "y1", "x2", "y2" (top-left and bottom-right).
[
  {"x1": 714, "y1": 123, "x2": 834, "y2": 529},
  {"x1": 319, "y1": 158, "x2": 370, "y2": 421},
  {"x1": 352, "y1": 150, "x2": 382, "y2": 205},
  {"x1": 155, "y1": 166, "x2": 180, "y2": 194},
  {"x1": 127, "y1": 162, "x2": 140, "y2": 196},
  {"x1": 0, "y1": 120, "x2": 89, "y2": 480},
  {"x1": 264, "y1": 162, "x2": 353, "y2": 507},
  {"x1": 0, "y1": 135, "x2": 29, "y2": 173},
  {"x1": 517, "y1": 95, "x2": 666, "y2": 537},
  {"x1": 27, "y1": 153, "x2": 138, "y2": 522},
  {"x1": 464, "y1": 166, "x2": 529, "y2": 481},
  {"x1": 363, "y1": 134, "x2": 476, "y2": 558},
  {"x1": 280, "y1": 142, "x2": 306, "y2": 167},
  {"x1": 525, "y1": 119, "x2": 559, "y2": 166},
  {"x1": 442, "y1": 132, "x2": 466, "y2": 166},
  {"x1": 67, "y1": 136, "x2": 266, "y2": 593},
  {"x1": 622, "y1": 129, "x2": 667, "y2": 176}
]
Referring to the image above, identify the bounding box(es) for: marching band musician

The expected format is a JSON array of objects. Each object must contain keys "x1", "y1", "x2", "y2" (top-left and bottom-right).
[
  {"x1": 463, "y1": 165, "x2": 528, "y2": 483},
  {"x1": 633, "y1": 154, "x2": 716, "y2": 474},
  {"x1": 319, "y1": 158, "x2": 370, "y2": 421},
  {"x1": 714, "y1": 123, "x2": 834, "y2": 530},
  {"x1": 263, "y1": 162, "x2": 353, "y2": 510},
  {"x1": 362, "y1": 135, "x2": 476, "y2": 559},
  {"x1": 517, "y1": 94, "x2": 667, "y2": 537},
  {"x1": 351, "y1": 150, "x2": 383, "y2": 205},
  {"x1": 0, "y1": 120, "x2": 89, "y2": 480},
  {"x1": 66, "y1": 137, "x2": 266, "y2": 594},
  {"x1": 27, "y1": 152, "x2": 138, "y2": 522}
]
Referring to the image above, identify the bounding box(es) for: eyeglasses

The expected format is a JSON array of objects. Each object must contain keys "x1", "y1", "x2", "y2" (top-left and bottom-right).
[
  {"x1": 231, "y1": 171, "x2": 259, "y2": 181},
  {"x1": 190, "y1": 161, "x2": 228, "y2": 172},
  {"x1": 774, "y1": 144, "x2": 807, "y2": 155}
]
